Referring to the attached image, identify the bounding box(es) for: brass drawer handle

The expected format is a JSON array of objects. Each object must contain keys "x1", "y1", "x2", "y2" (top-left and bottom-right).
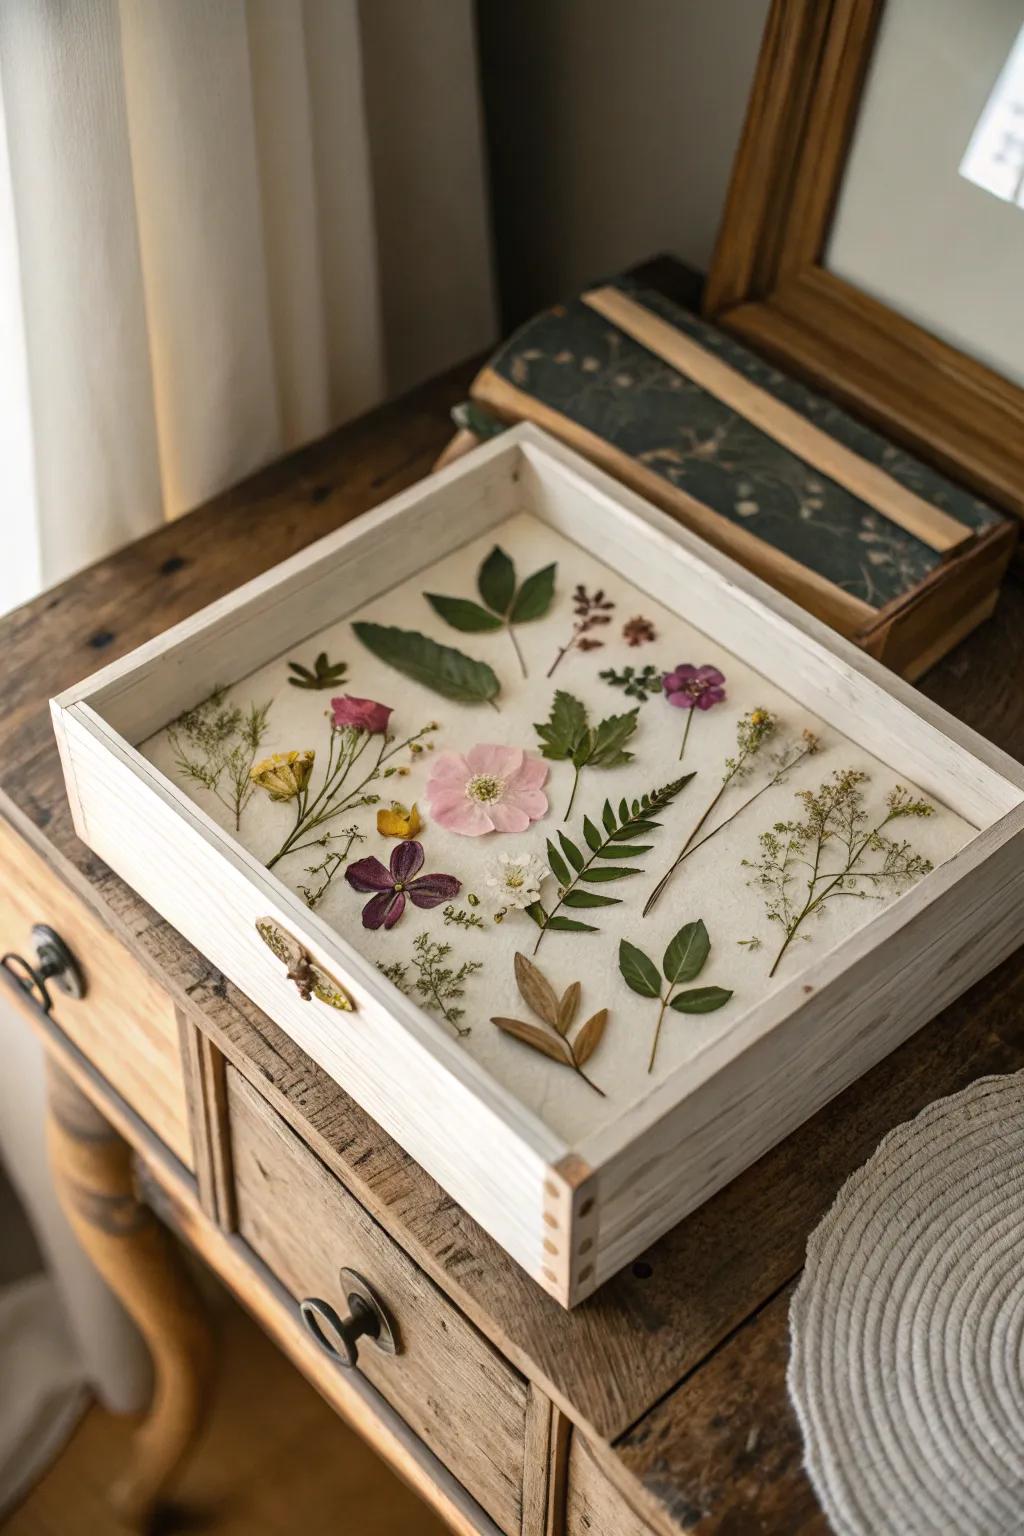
[
  {"x1": 1, "y1": 925, "x2": 86, "y2": 1015},
  {"x1": 299, "y1": 1268, "x2": 400, "y2": 1369}
]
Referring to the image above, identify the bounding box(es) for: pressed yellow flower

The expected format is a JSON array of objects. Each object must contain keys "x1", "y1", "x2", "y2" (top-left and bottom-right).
[
  {"x1": 376, "y1": 801, "x2": 422, "y2": 840},
  {"x1": 250, "y1": 750, "x2": 315, "y2": 801}
]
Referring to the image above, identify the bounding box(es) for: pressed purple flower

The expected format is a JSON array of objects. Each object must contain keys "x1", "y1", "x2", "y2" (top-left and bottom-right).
[
  {"x1": 344, "y1": 840, "x2": 460, "y2": 930},
  {"x1": 662, "y1": 663, "x2": 727, "y2": 762},
  {"x1": 663, "y1": 663, "x2": 727, "y2": 711}
]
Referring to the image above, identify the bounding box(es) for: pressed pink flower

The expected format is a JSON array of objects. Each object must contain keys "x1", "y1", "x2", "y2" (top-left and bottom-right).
[
  {"x1": 663, "y1": 664, "x2": 726, "y2": 763},
  {"x1": 344, "y1": 841, "x2": 459, "y2": 929},
  {"x1": 330, "y1": 695, "x2": 393, "y2": 734},
  {"x1": 425, "y1": 744, "x2": 549, "y2": 836}
]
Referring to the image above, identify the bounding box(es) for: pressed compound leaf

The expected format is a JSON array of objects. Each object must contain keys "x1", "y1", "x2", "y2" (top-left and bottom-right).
[{"x1": 514, "y1": 953, "x2": 561, "y2": 1027}]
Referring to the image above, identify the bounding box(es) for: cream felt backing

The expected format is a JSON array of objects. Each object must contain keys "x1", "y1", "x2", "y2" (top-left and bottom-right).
[{"x1": 140, "y1": 513, "x2": 973, "y2": 1143}]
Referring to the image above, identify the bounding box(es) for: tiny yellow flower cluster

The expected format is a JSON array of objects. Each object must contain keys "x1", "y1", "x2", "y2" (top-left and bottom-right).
[{"x1": 249, "y1": 750, "x2": 315, "y2": 801}]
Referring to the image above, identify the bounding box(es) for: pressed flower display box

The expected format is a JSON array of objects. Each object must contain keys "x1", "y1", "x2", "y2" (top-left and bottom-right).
[{"x1": 52, "y1": 425, "x2": 1024, "y2": 1307}]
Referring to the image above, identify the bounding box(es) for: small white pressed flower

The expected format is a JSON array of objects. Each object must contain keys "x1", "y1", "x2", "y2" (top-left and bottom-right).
[{"x1": 484, "y1": 851, "x2": 548, "y2": 910}]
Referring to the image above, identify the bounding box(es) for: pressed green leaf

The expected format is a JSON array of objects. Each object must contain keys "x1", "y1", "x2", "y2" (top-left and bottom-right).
[
  {"x1": 535, "y1": 690, "x2": 589, "y2": 761},
  {"x1": 618, "y1": 798, "x2": 630, "y2": 823},
  {"x1": 570, "y1": 728, "x2": 597, "y2": 769},
  {"x1": 583, "y1": 865, "x2": 642, "y2": 881},
  {"x1": 525, "y1": 901, "x2": 547, "y2": 929},
  {"x1": 546, "y1": 839, "x2": 571, "y2": 887},
  {"x1": 562, "y1": 889, "x2": 620, "y2": 909},
  {"x1": 663, "y1": 919, "x2": 711, "y2": 985},
  {"x1": 352, "y1": 623, "x2": 500, "y2": 706},
  {"x1": 510, "y1": 562, "x2": 556, "y2": 623},
  {"x1": 587, "y1": 709, "x2": 639, "y2": 768},
  {"x1": 288, "y1": 661, "x2": 314, "y2": 678},
  {"x1": 583, "y1": 816, "x2": 604, "y2": 852},
  {"x1": 618, "y1": 940, "x2": 662, "y2": 999},
  {"x1": 598, "y1": 843, "x2": 653, "y2": 859},
  {"x1": 602, "y1": 800, "x2": 618, "y2": 834},
  {"x1": 669, "y1": 986, "x2": 733, "y2": 1014},
  {"x1": 425, "y1": 594, "x2": 504, "y2": 633},
  {"x1": 614, "y1": 820, "x2": 658, "y2": 839},
  {"x1": 477, "y1": 546, "x2": 516, "y2": 616},
  {"x1": 558, "y1": 831, "x2": 585, "y2": 872},
  {"x1": 544, "y1": 915, "x2": 598, "y2": 933},
  {"x1": 315, "y1": 651, "x2": 328, "y2": 669}
]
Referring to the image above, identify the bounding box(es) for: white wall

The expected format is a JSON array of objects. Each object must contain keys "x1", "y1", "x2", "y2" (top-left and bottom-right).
[{"x1": 478, "y1": 0, "x2": 769, "y2": 322}]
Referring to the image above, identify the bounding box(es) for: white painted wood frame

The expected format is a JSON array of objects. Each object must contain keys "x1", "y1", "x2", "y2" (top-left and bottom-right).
[{"x1": 52, "y1": 426, "x2": 1024, "y2": 1306}]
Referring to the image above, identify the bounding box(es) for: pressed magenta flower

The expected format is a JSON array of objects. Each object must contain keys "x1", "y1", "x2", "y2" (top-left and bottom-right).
[
  {"x1": 425, "y1": 744, "x2": 549, "y2": 836},
  {"x1": 330, "y1": 695, "x2": 393, "y2": 734},
  {"x1": 663, "y1": 664, "x2": 727, "y2": 763},
  {"x1": 345, "y1": 841, "x2": 459, "y2": 930}
]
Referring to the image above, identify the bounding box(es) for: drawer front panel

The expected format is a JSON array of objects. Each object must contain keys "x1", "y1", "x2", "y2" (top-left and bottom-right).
[
  {"x1": 0, "y1": 815, "x2": 191, "y2": 1166},
  {"x1": 227, "y1": 1068, "x2": 528, "y2": 1533},
  {"x1": 566, "y1": 1435, "x2": 649, "y2": 1536}
]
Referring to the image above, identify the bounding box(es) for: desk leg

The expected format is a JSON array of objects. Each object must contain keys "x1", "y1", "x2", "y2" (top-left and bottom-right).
[{"x1": 46, "y1": 1059, "x2": 214, "y2": 1531}]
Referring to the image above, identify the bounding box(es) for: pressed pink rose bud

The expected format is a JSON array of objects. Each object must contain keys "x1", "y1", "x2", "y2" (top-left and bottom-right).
[{"x1": 330, "y1": 695, "x2": 393, "y2": 734}]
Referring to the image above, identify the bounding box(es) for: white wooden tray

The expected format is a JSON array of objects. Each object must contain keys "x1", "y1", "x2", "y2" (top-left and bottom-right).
[{"x1": 52, "y1": 425, "x2": 1024, "y2": 1306}]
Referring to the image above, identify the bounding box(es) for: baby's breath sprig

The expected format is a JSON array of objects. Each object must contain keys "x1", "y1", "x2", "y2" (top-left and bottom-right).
[
  {"x1": 167, "y1": 687, "x2": 271, "y2": 830},
  {"x1": 298, "y1": 825, "x2": 365, "y2": 908},
  {"x1": 745, "y1": 770, "x2": 935, "y2": 977},
  {"x1": 443, "y1": 904, "x2": 486, "y2": 931},
  {"x1": 644, "y1": 708, "x2": 780, "y2": 917},
  {"x1": 377, "y1": 934, "x2": 481, "y2": 1037}
]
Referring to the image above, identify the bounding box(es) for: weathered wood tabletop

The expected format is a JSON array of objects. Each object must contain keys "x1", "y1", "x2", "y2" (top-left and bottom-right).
[{"x1": 3, "y1": 353, "x2": 1023, "y2": 1534}]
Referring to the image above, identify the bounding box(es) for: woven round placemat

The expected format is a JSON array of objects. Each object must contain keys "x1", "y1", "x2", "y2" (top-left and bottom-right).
[{"x1": 789, "y1": 1073, "x2": 1024, "y2": 1536}]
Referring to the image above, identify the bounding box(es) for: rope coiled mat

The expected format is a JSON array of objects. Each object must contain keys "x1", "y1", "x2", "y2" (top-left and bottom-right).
[{"x1": 789, "y1": 1073, "x2": 1024, "y2": 1535}]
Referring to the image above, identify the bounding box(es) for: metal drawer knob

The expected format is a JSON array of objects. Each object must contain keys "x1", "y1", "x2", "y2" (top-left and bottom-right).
[
  {"x1": 1, "y1": 924, "x2": 86, "y2": 1014},
  {"x1": 299, "y1": 1268, "x2": 399, "y2": 1369}
]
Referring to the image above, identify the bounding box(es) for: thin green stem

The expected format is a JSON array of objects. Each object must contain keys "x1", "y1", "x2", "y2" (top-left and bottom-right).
[
  {"x1": 647, "y1": 993, "x2": 670, "y2": 1073},
  {"x1": 506, "y1": 622, "x2": 527, "y2": 679},
  {"x1": 563, "y1": 766, "x2": 582, "y2": 822},
  {"x1": 678, "y1": 708, "x2": 695, "y2": 763}
]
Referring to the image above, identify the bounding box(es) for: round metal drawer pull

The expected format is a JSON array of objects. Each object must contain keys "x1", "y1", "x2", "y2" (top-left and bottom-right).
[
  {"x1": 1, "y1": 925, "x2": 86, "y2": 1015},
  {"x1": 299, "y1": 1268, "x2": 399, "y2": 1369}
]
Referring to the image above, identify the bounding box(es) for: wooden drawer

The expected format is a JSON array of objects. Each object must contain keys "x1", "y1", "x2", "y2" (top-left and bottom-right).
[
  {"x1": 0, "y1": 813, "x2": 191, "y2": 1166},
  {"x1": 566, "y1": 1434, "x2": 648, "y2": 1536},
  {"x1": 227, "y1": 1068, "x2": 529, "y2": 1534}
]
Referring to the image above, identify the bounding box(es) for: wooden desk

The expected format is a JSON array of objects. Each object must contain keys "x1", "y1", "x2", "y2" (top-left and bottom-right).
[{"x1": 3, "y1": 359, "x2": 1023, "y2": 1536}]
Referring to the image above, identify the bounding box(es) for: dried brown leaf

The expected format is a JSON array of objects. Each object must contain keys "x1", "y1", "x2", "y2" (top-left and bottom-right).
[
  {"x1": 572, "y1": 1009, "x2": 608, "y2": 1066},
  {"x1": 513, "y1": 953, "x2": 560, "y2": 1028},
  {"x1": 490, "y1": 1016, "x2": 573, "y2": 1064},
  {"x1": 556, "y1": 980, "x2": 581, "y2": 1035}
]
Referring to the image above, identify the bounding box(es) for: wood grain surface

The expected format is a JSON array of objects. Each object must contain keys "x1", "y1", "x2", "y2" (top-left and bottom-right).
[{"x1": 3, "y1": 349, "x2": 1024, "y2": 1531}]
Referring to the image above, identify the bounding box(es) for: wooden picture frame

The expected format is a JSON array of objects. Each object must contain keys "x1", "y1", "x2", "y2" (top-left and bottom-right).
[
  {"x1": 704, "y1": 0, "x2": 1024, "y2": 519},
  {"x1": 51, "y1": 425, "x2": 1024, "y2": 1307}
]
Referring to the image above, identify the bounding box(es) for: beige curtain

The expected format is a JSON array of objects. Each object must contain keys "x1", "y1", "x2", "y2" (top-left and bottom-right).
[
  {"x1": 0, "y1": 0, "x2": 496, "y2": 615},
  {"x1": 0, "y1": 0, "x2": 495, "y2": 1495}
]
